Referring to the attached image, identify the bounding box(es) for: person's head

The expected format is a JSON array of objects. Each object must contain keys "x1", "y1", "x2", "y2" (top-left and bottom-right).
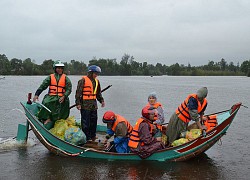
[
  {"x1": 102, "y1": 111, "x2": 116, "y2": 128},
  {"x1": 148, "y1": 92, "x2": 157, "y2": 105},
  {"x1": 197, "y1": 87, "x2": 208, "y2": 101},
  {"x1": 141, "y1": 106, "x2": 155, "y2": 122},
  {"x1": 87, "y1": 65, "x2": 101, "y2": 78},
  {"x1": 53, "y1": 60, "x2": 65, "y2": 75}
]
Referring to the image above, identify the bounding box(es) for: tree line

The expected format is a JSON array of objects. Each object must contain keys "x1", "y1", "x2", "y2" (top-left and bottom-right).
[{"x1": 0, "y1": 54, "x2": 250, "y2": 76}]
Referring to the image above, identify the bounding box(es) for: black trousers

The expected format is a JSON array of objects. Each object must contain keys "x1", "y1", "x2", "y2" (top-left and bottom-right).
[{"x1": 80, "y1": 109, "x2": 97, "y2": 140}]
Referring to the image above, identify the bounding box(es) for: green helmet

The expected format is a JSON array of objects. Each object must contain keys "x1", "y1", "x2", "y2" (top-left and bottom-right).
[{"x1": 53, "y1": 60, "x2": 65, "y2": 69}]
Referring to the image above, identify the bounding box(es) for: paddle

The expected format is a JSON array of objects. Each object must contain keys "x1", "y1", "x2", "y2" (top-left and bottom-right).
[
  {"x1": 205, "y1": 104, "x2": 248, "y2": 117},
  {"x1": 204, "y1": 109, "x2": 230, "y2": 117},
  {"x1": 69, "y1": 84, "x2": 112, "y2": 109}
]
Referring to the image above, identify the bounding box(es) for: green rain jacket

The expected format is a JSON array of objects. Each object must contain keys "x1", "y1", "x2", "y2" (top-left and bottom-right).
[{"x1": 35, "y1": 73, "x2": 72, "y2": 123}]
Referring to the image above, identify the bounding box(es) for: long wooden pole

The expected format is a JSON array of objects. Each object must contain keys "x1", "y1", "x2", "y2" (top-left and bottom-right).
[{"x1": 69, "y1": 85, "x2": 112, "y2": 109}]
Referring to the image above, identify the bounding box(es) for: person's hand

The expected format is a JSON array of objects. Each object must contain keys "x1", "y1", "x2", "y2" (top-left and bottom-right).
[
  {"x1": 201, "y1": 125, "x2": 207, "y2": 130},
  {"x1": 104, "y1": 138, "x2": 108, "y2": 144},
  {"x1": 77, "y1": 105, "x2": 81, "y2": 110},
  {"x1": 202, "y1": 116, "x2": 208, "y2": 121},
  {"x1": 59, "y1": 96, "x2": 65, "y2": 103},
  {"x1": 104, "y1": 142, "x2": 110, "y2": 149},
  {"x1": 33, "y1": 95, "x2": 39, "y2": 102},
  {"x1": 101, "y1": 101, "x2": 105, "y2": 107}
]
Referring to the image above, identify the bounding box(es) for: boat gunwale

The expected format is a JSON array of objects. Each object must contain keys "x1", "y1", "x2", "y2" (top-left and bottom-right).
[{"x1": 20, "y1": 101, "x2": 241, "y2": 161}]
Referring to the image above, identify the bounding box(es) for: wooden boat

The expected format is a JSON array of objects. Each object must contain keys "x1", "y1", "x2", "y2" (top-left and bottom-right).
[{"x1": 18, "y1": 101, "x2": 242, "y2": 161}]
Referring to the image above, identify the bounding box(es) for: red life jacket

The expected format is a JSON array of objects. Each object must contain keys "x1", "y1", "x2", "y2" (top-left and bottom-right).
[
  {"x1": 111, "y1": 114, "x2": 133, "y2": 135},
  {"x1": 128, "y1": 118, "x2": 154, "y2": 149},
  {"x1": 82, "y1": 76, "x2": 98, "y2": 100},
  {"x1": 175, "y1": 94, "x2": 207, "y2": 123},
  {"x1": 49, "y1": 74, "x2": 66, "y2": 96}
]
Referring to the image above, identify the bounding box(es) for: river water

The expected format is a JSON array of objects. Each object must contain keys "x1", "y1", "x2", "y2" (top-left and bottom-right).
[{"x1": 0, "y1": 75, "x2": 249, "y2": 179}]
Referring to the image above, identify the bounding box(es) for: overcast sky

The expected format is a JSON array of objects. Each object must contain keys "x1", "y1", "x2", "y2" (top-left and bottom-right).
[{"x1": 1, "y1": 0, "x2": 250, "y2": 66}]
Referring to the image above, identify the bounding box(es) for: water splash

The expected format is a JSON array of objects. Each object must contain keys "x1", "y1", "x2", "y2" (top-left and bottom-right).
[
  {"x1": 0, "y1": 108, "x2": 26, "y2": 133},
  {"x1": 0, "y1": 137, "x2": 36, "y2": 151},
  {"x1": 10, "y1": 108, "x2": 25, "y2": 116}
]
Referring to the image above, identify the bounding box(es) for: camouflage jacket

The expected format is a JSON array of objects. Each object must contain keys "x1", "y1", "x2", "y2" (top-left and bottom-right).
[{"x1": 75, "y1": 76, "x2": 104, "y2": 110}]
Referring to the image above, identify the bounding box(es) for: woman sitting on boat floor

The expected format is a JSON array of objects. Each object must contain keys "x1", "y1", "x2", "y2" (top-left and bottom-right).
[
  {"x1": 145, "y1": 92, "x2": 165, "y2": 142},
  {"x1": 102, "y1": 111, "x2": 133, "y2": 153},
  {"x1": 128, "y1": 106, "x2": 165, "y2": 159},
  {"x1": 33, "y1": 61, "x2": 72, "y2": 128}
]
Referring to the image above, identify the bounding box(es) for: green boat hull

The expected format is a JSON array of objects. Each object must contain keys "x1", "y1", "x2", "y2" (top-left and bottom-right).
[{"x1": 19, "y1": 102, "x2": 241, "y2": 161}]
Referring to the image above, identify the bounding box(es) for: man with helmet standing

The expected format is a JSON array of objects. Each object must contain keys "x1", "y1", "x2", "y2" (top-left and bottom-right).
[
  {"x1": 102, "y1": 111, "x2": 133, "y2": 153},
  {"x1": 75, "y1": 65, "x2": 105, "y2": 142},
  {"x1": 33, "y1": 60, "x2": 72, "y2": 128},
  {"x1": 128, "y1": 107, "x2": 165, "y2": 159}
]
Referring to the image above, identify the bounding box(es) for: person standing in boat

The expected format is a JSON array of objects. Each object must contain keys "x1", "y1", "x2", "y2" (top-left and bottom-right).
[
  {"x1": 145, "y1": 92, "x2": 165, "y2": 141},
  {"x1": 102, "y1": 111, "x2": 133, "y2": 153},
  {"x1": 166, "y1": 87, "x2": 208, "y2": 145},
  {"x1": 33, "y1": 60, "x2": 72, "y2": 127},
  {"x1": 128, "y1": 106, "x2": 165, "y2": 159},
  {"x1": 75, "y1": 65, "x2": 105, "y2": 142}
]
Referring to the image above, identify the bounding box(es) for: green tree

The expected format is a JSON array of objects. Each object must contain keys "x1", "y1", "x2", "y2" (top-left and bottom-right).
[
  {"x1": 22, "y1": 58, "x2": 35, "y2": 75},
  {"x1": 240, "y1": 60, "x2": 250, "y2": 76},
  {"x1": 10, "y1": 58, "x2": 23, "y2": 75},
  {"x1": 0, "y1": 54, "x2": 11, "y2": 75},
  {"x1": 41, "y1": 59, "x2": 54, "y2": 75}
]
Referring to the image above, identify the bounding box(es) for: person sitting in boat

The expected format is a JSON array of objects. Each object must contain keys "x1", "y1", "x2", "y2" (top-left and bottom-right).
[
  {"x1": 166, "y1": 87, "x2": 208, "y2": 145},
  {"x1": 33, "y1": 60, "x2": 72, "y2": 128},
  {"x1": 128, "y1": 106, "x2": 165, "y2": 159},
  {"x1": 102, "y1": 111, "x2": 133, "y2": 153},
  {"x1": 145, "y1": 92, "x2": 165, "y2": 141}
]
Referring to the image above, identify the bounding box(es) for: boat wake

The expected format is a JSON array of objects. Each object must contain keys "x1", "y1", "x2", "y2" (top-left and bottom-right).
[{"x1": 0, "y1": 137, "x2": 36, "y2": 151}]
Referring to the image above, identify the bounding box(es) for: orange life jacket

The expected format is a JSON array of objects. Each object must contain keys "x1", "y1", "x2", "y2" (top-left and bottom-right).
[
  {"x1": 111, "y1": 114, "x2": 133, "y2": 135},
  {"x1": 146, "y1": 102, "x2": 162, "y2": 120},
  {"x1": 49, "y1": 74, "x2": 66, "y2": 96},
  {"x1": 204, "y1": 115, "x2": 217, "y2": 132},
  {"x1": 128, "y1": 118, "x2": 154, "y2": 149},
  {"x1": 146, "y1": 102, "x2": 163, "y2": 130},
  {"x1": 82, "y1": 76, "x2": 98, "y2": 100},
  {"x1": 175, "y1": 94, "x2": 207, "y2": 123}
]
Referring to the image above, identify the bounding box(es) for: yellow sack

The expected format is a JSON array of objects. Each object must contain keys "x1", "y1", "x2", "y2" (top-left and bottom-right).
[
  {"x1": 50, "y1": 119, "x2": 69, "y2": 138},
  {"x1": 186, "y1": 129, "x2": 201, "y2": 141},
  {"x1": 66, "y1": 116, "x2": 76, "y2": 126},
  {"x1": 161, "y1": 134, "x2": 168, "y2": 145},
  {"x1": 172, "y1": 138, "x2": 189, "y2": 147}
]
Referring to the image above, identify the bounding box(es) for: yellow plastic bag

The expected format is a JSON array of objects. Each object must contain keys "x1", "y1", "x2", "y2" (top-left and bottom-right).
[
  {"x1": 50, "y1": 119, "x2": 69, "y2": 139},
  {"x1": 186, "y1": 129, "x2": 201, "y2": 141},
  {"x1": 171, "y1": 138, "x2": 189, "y2": 147},
  {"x1": 161, "y1": 134, "x2": 168, "y2": 145},
  {"x1": 66, "y1": 116, "x2": 76, "y2": 126}
]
